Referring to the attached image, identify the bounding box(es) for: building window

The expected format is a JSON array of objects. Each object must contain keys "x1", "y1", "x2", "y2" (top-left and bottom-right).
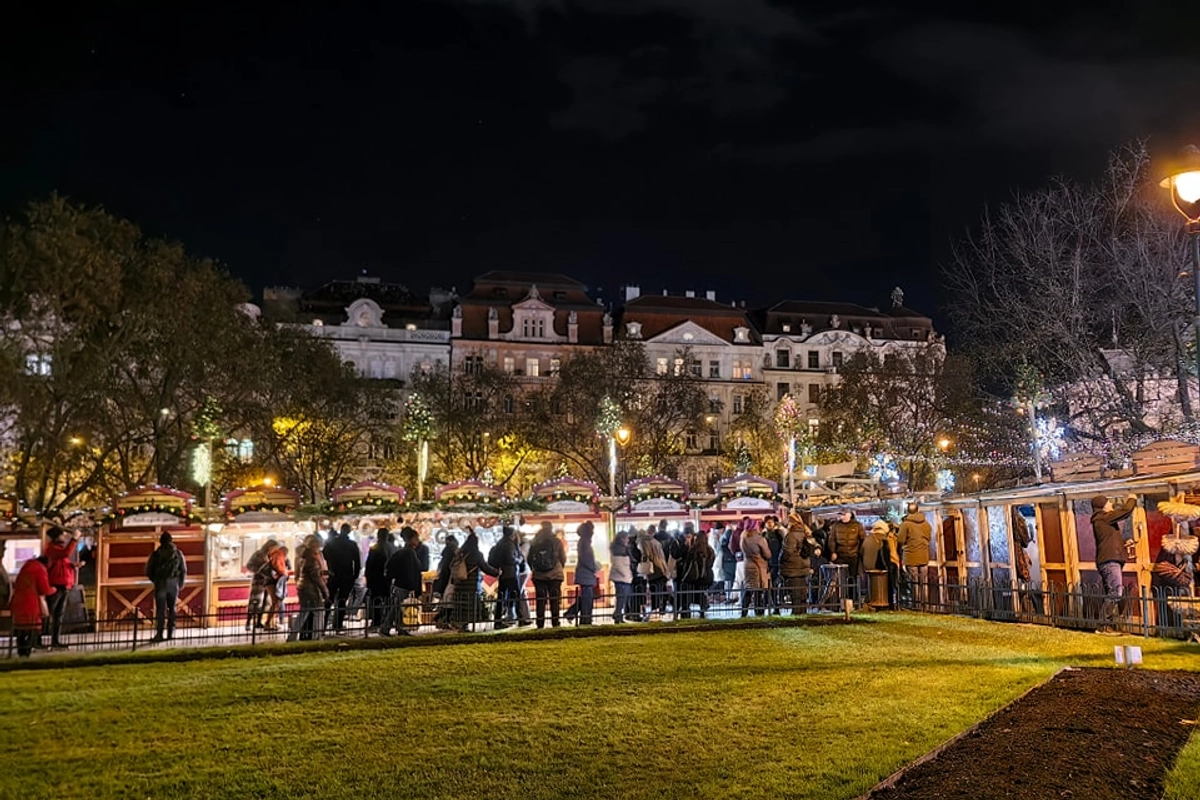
[
  {"x1": 673, "y1": 357, "x2": 684, "y2": 376},
  {"x1": 492, "y1": 288, "x2": 508, "y2": 298},
  {"x1": 832, "y1": 351, "x2": 844, "y2": 368},
  {"x1": 776, "y1": 349, "x2": 790, "y2": 369},
  {"x1": 466, "y1": 391, "x2": 483, "y2": 411},
  {"x1": 24, "y1": 354, "x2": 52, "y2": 376},
  {"x1": 549, "y1": 358, "x2": 561, "y2": 376},
  {"x1": 709, "y1": 360, "x2": 720, "y2": 378},
  {"x1": 503, "y1": 356, "x2": 515, "y2": 374},
  {"x1": 656, "y1": 357, "x2": 669, "y2": 376},
  {"x1": 690, "y1": 359, "x2": 702, "y2": 377},
  {"x1": 808, "y1": 418, "x2": 820, "y2": 435},
  {"x1": 525, "y1": 358, "x2": 540, "y2": 377},
  {"x1": 807, "y1": 351, "x2": 819, "y2": 369},
  {"x1": 732, "y1": 395, "x2": 743, "y2": 415},
  {"x1": 553, "y1": 291, "x2": 566, "y2": 301},
  {"x1": 777, "y1": 383, "x2": 790, "y2": 401},
  {"x1": 237, "y1": 439, "x2": 254, "y2": 463},
  {"x1": 808, "y1": 383, "x2": 821, "y2": 404},
  {"x1": 503, "y1": 395, "x2": 515, "y2": 414},
  {"x1": 686, "y1": 432, "x2": 697, "y2": 450},
  {"x1": 708, "y1": 430, "x2": 719, "y2": 451},
  {"x1": 781, "y1": 323, "x2": 791, "y2": 333},
  {"x1": 709, "y1": 396, "x2": 721, "y2": 414},
  {"x1": 464, "y1": 355, "x2": 484, "y2": 375}
]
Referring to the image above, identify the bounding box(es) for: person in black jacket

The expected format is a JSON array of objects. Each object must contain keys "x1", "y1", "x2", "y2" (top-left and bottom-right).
[
  {"x1": 450, "y1": 531, "x2": 499, "y2": 632},
  {"x1": 363, "y1": 529, "x2": 396, "y2": 630},
  {"x1": 380, "y1": 528, "x2": 424, "y2": 636},
  {"x1": 488, "y1": 526, "x2": 520, "y2": 629},
  {"x1": 322, "y1": 524, "x2": 362, "y2": 632}
]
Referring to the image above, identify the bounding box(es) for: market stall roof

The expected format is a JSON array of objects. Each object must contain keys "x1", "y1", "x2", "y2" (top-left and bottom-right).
[
  {"x1": 223, "y1": 484, "x2": 301, "y2": 521},
  {"x1": 624, "y1": 476, "x2": 689, "y2": 499},
  {"x1": 434, "y1": 479, "x2": 504, "y2": 502},
  {"x1": 531, "y1": 477, "x2": 600, "y2": 502},
  {"x1": 107, "y1": 485, "x2": 198, "y2": 528},
  {"x1": 331, "y1": 479, "x2": 406, "y2": 506},
  {"x1": 713, "y1": 474, "x2": 778, "y2": 497}
]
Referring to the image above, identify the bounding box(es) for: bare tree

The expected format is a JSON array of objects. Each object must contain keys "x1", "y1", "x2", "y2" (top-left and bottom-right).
[{"x1": 943, "y1": 141, "x2": 1194, "y2": 453}]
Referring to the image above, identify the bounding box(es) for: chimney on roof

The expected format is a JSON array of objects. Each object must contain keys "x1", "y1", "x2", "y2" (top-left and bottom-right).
[
  {"x1": 685, "y1": 290, "x2": 695, "y2": 298},
  {"x1": 706, "y1": 290, "x2": 715, "y2": 301},
  {"x1": 624, "y1": 285, "x2": 640, "y2": 302},
  {"x1": 662, "y1": 289, "x2": 668, "y2": 296},
  {"x1": 740, "y1": 300, "x2": 746, "y2": 308}
]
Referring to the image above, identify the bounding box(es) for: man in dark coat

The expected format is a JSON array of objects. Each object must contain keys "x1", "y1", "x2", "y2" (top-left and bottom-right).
[
  {"x1": 380, "y1": 528, "x2": 424, "y2": 636},
  {"x1": 144, "y1": 531, "x2": 187, "y2": 643},
  {"x1": 488, "y1": 525, "x2": 520, "y2": 629},
  {"x1": 322, "y1": 524, "x2": 362, "y2": 632},
  {"x1": 1091, "y1": 494, "x2": 1137, "y2": 632},
  {"x1": 364, "y1": 529, "x2": 396, "y2": 630},
  {"x1": 828, "y1": 510, "x2": 865, "y2": 606}
]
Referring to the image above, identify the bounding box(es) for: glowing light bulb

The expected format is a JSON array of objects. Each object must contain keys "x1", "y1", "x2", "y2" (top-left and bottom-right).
[{"x1": 1175, "y1": 171, "x2": 1200, "y2": 203}]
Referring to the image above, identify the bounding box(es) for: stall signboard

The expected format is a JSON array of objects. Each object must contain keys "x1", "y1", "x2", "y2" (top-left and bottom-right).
[
  {"x1": 531, "y1": 477, "x2": 600, "y2": 513},
  {"x1": 331, "y1": 479, "x2": 406, "y2": 509},
  {"x1": 435, "y1": 479, "x2": 504, "y2": 504},
  {"x1": 223, "y1": 485, "x2": 301, "y2": 522},
  {"x1": 110, "y1": 486, "x2": 197, "y2": 528}
]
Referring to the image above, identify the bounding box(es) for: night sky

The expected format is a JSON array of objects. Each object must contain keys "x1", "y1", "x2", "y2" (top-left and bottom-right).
[{"x1": 5, "y1": 1, "x2": 1200, "y2": 336}]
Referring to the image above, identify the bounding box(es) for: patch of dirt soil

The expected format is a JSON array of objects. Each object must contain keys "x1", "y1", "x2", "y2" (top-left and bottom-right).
[{"x1": 863, "y1": 667, "x2": 1200, "y2": 800}]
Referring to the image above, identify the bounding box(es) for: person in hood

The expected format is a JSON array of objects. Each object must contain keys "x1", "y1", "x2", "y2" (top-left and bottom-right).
[
  {"x1": 144, "y1": 531, "x2": 187, "y2": 643},
  {"x1": 609, "y1": 530, "x2": 634, "y2": 623},
  {"x1": 861, "y1": 520, "x2": 899, "y2": 610},
  {"x1": 897, "y1": 503, "x2": 932, "y2": 610},
  {"x1": 635, "y1": 526, "x2": 669, "y2": 619},
  {"x1": 564, "y1": 522, "x2": 598, "y2": 625}
]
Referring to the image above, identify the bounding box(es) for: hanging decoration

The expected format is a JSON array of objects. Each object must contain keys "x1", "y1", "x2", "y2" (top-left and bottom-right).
[
  {"x1": 1035, "y1": 416, "x2": 1066, "y2": 462},
  {"x1": 936, "y1": 469, "x2": 956, "y2": 493},
  {"x1": 868, "y1": 453, "x2": 901, "y2": 483}
]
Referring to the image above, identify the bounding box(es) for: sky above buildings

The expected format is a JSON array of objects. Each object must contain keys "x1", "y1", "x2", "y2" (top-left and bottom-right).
[{"x1": 5, "y1": 1, "x2": 1200, "y2": 338}]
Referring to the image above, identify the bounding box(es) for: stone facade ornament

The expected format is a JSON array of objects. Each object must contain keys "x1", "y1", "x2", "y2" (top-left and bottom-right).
[
  {"x1": 892, "y1": 286, "x2": 904, "y2": 308},
  {"x1": 829, "y1": 314, "x2": 840, "y2": 329}
]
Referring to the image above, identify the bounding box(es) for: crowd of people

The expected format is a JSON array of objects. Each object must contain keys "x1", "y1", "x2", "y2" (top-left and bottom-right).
[{"x1": 216, "y1": 506, "x2": 939, "y2": 639}]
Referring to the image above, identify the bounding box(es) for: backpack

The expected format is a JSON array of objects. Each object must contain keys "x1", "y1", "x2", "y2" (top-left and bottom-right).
[
  {"x1": 151, "y1": 547, "x2": 181, "y2": 583},
  {"x1": 245, "y1": 547, "x2": 269, "y2": 574},
  {"x1": 528, "y1": 539, "x2": 556, "y2": 573},
  {"x1": 450, "y1": 550, "x2": 469, "y2": 583}
]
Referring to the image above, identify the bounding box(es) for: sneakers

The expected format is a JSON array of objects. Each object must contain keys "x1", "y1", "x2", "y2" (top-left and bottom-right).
[{"x1": 149, "y1": 634, "x2": 165, "y2": 643}]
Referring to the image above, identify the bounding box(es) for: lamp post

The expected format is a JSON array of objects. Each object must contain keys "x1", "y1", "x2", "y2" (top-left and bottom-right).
[
  {"x1": 611, "y1": 426, "x2": 631, "y2": 497},
  {"x1": 1160, "y1": 144, "x2": 1200, "y2": 407}
]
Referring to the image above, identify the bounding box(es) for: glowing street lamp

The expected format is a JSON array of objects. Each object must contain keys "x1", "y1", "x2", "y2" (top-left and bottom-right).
[
  {"x1": 610, "y1": 426, "x2": 631, "y2": 497},
  {"x1": 1160, "y1": 144, "x2": 1200, "y2": 403}
]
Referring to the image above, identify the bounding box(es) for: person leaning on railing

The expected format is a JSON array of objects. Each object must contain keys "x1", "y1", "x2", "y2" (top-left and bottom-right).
[{"x1": 1090, "y1": 494, "x2": 1137, "y2": 634}]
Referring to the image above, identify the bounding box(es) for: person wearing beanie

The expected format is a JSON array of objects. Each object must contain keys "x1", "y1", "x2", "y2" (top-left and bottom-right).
[
  {"x1": 144, "y1": 531, "x2": 187, "y2": 643},
  {"x1": 1091, "y1": 493, "x2": 1137, "y2": 633}
]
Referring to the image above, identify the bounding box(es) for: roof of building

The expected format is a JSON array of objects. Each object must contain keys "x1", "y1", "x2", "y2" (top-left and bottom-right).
[
  {"x1": 623, "y1": 294, "x2": 748, "y2": 314},
  {"x1": 469, "y1": 271, "x2": 588, "y2": 290}
]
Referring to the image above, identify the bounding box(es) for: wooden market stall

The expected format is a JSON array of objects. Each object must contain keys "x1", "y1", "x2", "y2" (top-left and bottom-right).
[
  {"x1": 0, "y1": 495, "x2": 41, "y2": 634},
  {"x1": 329, "y1": 479, "x2": 408, "y2": 563},
  {"x1": 96, "y1": 486, "x2": 206, "y2": 626},
  {"x1": 209, "y1": 484, "x2": 310, "y2": 622}
]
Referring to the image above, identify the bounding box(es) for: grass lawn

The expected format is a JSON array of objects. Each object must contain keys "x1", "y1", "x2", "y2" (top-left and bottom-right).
[{"x1": 2, "y1": 613, "x2": 1198, "y2": 800}]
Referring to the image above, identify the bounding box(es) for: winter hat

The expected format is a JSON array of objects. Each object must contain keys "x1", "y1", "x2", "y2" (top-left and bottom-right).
[
  {"x1": 1090, "y1": 495, "x2": 1109, "y2": 511},
  {"x1": 871, "y1": 520, "x2": 890, "y2": 535}
]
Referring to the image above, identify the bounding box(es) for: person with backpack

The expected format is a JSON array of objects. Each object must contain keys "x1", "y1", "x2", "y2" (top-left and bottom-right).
[
  {"x1": 527, "y1": 522, "x2": 567, "y2": 628},
  {"x1": 488, "y1": 525, "x2": 521, "y2": 629},
  {"x1": 564, "y1": 522, "x2": 598, "y2": 625},
  {"x1": 679, "y1": 528, "x2": 715, "y2": 619},
  {"x1": 244, "y1": 538, "x2": 278, "y2": 631},
  {"x1": 144, "y1": 531, "x2": 187, "y2": 643},
  {"x1": 449, "y1": 530, "x2": 499, "y2": 632}
]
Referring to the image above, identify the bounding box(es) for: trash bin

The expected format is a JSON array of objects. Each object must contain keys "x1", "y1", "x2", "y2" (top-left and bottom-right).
[{"x1": 866, "y1": 570, "x2": 889, "y2": 610}]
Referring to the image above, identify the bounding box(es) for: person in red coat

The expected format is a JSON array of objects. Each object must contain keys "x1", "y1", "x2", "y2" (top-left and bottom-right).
[
  {"x1": 43, "y1": 526, "x2": 79, "y2": 649},
  {"x1": 11, "y1": 556, "x2": 55, "y2": 657}
]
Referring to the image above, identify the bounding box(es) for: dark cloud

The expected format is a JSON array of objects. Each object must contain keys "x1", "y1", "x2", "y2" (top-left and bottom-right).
[{"x1": 456, "y1": 0, "x2": 814, "y2": 139}]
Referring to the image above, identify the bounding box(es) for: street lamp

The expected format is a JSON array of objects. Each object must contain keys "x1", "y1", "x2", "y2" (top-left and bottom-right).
[
  {"x1": 705, "y1": 414, "x2": 720, "y2": 455},
  {"x1": 610, "y1": 426, "x2": 631, "y2": 497},
  {"x1": 1160, "y1": 144, "x2": 1200, "y2": 403}
]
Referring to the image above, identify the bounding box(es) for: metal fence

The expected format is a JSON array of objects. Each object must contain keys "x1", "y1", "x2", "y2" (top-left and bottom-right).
[{"x1": 5, "y1": 571, "x2": 1196, "y2": 659}]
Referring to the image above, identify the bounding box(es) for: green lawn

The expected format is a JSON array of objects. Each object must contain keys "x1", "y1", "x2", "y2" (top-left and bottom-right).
[{"x1": 1, "y1": 614, "x2": 1198, "y2": 800}]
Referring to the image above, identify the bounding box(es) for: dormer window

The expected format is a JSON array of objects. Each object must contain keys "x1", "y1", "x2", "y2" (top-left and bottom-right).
[
  {"x1": 405, "y1": 323, "x2": 417, "y2": 331},
  {"x1": 626, "y1": 321, "x2": 643, "y2": 339},
  {"x1": 683, "y1": 332, "x2": 694, "y2": 342},
  {"x1": 521, "y1": 318, "x2": 547, "y2": 338},
  {"x1": 312, "y1": 319, "x2": 324, "y2": 327},
  {"x1": 492, "y1": 287, "x2": 508, "y2": 298},
  {"x1": 781, "y1": 323, "x2": 791, "y2": 333},
  {"x1": 552, "y1": 291, "x2": 567, "y2": 301},
  {"x1": 733, "y1": 326, "x2": 750, "y2": 343}
]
